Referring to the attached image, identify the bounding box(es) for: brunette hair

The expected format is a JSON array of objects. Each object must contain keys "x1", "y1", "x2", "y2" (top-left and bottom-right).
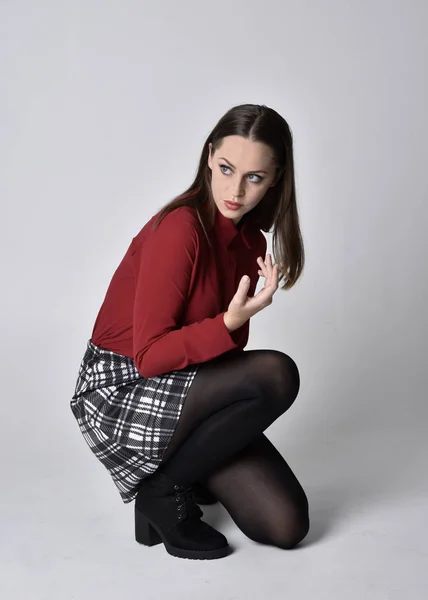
[{"x1": 154, "y1": 103, "x2": 305, "y2": 290}]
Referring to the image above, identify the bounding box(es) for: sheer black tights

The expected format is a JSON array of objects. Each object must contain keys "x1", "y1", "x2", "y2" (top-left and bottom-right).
[{"x1": 158, "y1": 350, "x2": 309, "y2": 549}]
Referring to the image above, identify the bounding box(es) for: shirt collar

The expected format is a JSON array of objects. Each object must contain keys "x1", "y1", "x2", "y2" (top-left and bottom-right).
[{"x1": 213, "y1": 205, "x2": 253, "y2": 250}]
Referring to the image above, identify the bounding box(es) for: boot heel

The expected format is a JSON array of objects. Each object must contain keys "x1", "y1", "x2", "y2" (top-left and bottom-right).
[{"x1": 135, "y1": 506, "x2": 162, "y2": 546}]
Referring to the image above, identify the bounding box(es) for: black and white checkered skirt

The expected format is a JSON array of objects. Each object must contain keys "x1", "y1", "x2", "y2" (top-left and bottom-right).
[{"x1": 70, "y1": 340, "x2": 200, "y2": 503}]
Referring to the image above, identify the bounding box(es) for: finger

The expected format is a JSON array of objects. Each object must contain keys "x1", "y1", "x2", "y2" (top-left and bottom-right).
[
  {"x1": 257, "y1": 256, "x2": 267, "y2": 277},
  {"x1": 264, "y1": 253, "x2": 273, "y2": 283},
  {"x1": 270, "y1": 264, "x2": 279, "y2": 290},
  {"x1": 236, "y1": 275, "x2": 251, "y2": 300},
  {"x1": 266, "y1": 253, "x2": 273, "y2": 276},
  {"x1": 270, "y1": 260, "x2": 279, "y2": 287},
  {"x1": 264, "y1": 264, "x2": 279, "y2": 293}
]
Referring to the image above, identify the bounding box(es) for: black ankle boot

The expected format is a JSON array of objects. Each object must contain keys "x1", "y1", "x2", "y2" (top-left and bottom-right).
[
  {"x1": 135, "y1": 471, "x2": 230, "y2": 560},
  {"x1": 191, "y1": 481, "x2": 218, "y2": 505}
]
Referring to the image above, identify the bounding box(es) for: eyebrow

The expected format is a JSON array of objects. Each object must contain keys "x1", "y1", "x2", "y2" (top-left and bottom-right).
[{"x1": 218, "y1": 157, "x2": 268, "y2": 175}]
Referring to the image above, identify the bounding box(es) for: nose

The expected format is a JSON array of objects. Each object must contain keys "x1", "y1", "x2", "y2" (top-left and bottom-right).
[{"x1": 230, "y1": 177, "x2": 245, "y2": 199}]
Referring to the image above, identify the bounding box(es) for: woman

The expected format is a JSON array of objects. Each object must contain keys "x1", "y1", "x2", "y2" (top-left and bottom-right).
[{"x1": 71, "y1": 103, "x2": 308, "y2": 560}]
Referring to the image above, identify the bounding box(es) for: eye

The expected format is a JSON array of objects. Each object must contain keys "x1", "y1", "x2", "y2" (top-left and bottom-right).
[
  {"x1": 219, "y1": 164, "x2": 232, "y2": 175},
  {"x1": 248, "y1": 173, "x2": 264, "y2": 183},
  {"x1": 219, "y1": 164, "x2": 264, "y2": 184}
]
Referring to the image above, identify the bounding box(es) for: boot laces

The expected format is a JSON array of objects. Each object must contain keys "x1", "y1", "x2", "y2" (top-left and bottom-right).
[{"x1": 174, "y1": 483, "x2": 203, "y2": 521}]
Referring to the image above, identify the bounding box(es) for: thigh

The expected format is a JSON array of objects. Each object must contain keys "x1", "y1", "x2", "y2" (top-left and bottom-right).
[
  {"x1": 202, "y1": 433, "x2": 310, "y2": 549},
  {"x1": 166, "y1": 349, "x2": 299, "y2": 458}
]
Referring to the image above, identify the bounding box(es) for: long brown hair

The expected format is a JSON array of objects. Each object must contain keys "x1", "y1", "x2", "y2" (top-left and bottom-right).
[{"x1": 153, "y1": 103, "x2": 305, "y2": 290}]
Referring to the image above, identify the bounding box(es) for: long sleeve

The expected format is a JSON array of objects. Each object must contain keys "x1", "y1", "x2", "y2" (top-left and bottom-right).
[
  {"x1": 228, "y1": 230, "x2": 267, "y2": 352},
  {"x1": 131, "y1": 210, "x2": 241, "y2": 378}
]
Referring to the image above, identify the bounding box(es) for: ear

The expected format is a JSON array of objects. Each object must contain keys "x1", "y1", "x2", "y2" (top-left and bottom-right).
[{"x1": 208, "y1": 143, "x2": 213, "y2": 170}]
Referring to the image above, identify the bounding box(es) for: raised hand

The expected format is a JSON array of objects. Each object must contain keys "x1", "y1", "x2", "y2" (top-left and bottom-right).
[{"x1": 223, "y1": 253, "x2": 279, "y2": 332}]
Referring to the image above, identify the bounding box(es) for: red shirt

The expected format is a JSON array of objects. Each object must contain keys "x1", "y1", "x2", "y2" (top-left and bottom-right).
[{"x1": 91, "y1": 205, "x2": 267, "y2": 378}]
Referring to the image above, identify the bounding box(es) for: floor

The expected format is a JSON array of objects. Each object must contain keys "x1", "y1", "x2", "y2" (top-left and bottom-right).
[{"x1": 2, "y1": 415, "x2": 427, "y2": 600}]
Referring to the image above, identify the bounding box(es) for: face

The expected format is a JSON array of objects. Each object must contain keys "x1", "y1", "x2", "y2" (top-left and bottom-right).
[{"x1": 207, "y1": 135, "x2": 278, "y2": 225}]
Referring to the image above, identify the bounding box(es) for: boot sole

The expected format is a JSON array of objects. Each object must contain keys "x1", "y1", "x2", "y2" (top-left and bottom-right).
[{"x1": 134, "y1": 506, "x2": 231, "y2": 560}]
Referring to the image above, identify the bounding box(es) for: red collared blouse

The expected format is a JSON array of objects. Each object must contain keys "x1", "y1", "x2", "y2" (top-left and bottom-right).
[{"x1": 91, "y1": 204, "x2": 267, "y2": 378}]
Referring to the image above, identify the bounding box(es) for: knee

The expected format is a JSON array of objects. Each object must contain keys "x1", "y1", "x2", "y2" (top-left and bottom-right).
[
  {"x1": 273, "y1": 487, "x2": 310, "y2": 549},
  {"x1": 274, "y1": 511, "x2": 310, "y2": 550},
  {"x1": 263, "y1": 351, "x2": 300, "y2": 413},
  {"x1": 245, "y1": 506, "x2": 310, "y2": 550}
]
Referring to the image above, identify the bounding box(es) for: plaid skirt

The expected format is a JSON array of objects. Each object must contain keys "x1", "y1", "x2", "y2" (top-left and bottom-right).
[{"x1": 70, "y1": 340, "x2": 200, "y2": 503}]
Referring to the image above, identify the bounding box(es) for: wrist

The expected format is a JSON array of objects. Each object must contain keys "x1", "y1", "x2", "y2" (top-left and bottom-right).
[{"x1": 223, "y1": 311, "x2": 240, "y2": 333}]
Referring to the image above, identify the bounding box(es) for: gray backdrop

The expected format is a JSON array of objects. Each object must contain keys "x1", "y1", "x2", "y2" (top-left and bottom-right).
[{"x1": 1, "y1": 1, "x2": 427, "y2": 599}]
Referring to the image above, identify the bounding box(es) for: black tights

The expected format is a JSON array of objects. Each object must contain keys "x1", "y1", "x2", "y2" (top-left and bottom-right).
[{"x1": 157, "y1": 349, "x2": 309, "y2": 549}]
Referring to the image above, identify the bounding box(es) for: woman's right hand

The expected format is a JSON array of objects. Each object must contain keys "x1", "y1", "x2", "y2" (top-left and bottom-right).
[{"x1": 223, "y1": 253, "x2": 279, "y2": 332}]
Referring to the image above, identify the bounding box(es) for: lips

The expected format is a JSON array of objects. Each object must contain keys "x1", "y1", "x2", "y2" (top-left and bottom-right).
[{"x1": 224, "y1": 201, "x2": 242, "y2": 207}]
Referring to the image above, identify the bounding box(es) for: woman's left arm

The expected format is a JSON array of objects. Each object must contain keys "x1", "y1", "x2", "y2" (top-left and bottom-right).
[{"x1": 231, "y1": 232, "x2": 267, "y2": 351}]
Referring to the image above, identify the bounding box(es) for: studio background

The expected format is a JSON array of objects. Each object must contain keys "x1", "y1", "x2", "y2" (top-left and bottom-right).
[{"x1": 1, "y1": 1, "x2": 427, "y2": 599}]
